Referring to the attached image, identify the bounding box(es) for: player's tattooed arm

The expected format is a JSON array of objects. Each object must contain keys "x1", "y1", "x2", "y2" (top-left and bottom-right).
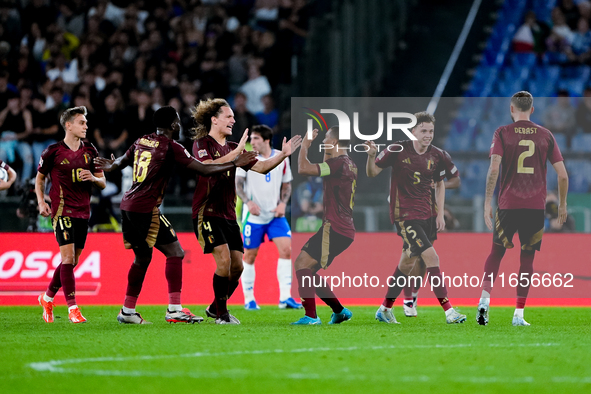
[
  {"x1": 298, "y1": 129, "x2": 320, "y2": 175},
  {"x1": 272, "y1": 182, "x2": 291, "y2": 217},
  {"x1": 484, "y1": 154, "x2": 502, "y2": 230},
  {"x1": 235, "y1": 176, "x2": 250, "y2": 204}
]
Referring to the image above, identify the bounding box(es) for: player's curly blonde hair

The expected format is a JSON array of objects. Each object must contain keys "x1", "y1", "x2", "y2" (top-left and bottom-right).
[{"x1": 190, "y1": 98, "x2": 230, "y2": 140}]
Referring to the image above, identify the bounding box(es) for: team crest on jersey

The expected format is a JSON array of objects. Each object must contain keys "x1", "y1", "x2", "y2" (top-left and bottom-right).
[
  {"x1": 427, "y1": 159, "x2": 434, "y2": 170},
  {"x1": 198, "y1": 149, "x2": 207, "y2": 158},
  {"x1": 83, "y1": 153, "x2": 90, "y2": 164}
]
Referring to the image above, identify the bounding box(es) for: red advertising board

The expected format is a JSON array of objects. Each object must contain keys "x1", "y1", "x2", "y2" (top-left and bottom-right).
[{"x1": 1, "y1": 233, "x2": 590, "y2": 306}]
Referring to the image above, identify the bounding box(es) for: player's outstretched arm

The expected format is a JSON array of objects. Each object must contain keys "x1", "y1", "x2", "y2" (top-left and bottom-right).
[
  {"x1": 553, "y1": 161, "x2": 569, "y2": 225},
  {"x1": 188, "y1": 151, "x2": 258, "y2": 175},
  {"x1": 252, "y1": 135, "x2": 302, "y2": 174},
  {"x1": 0, "y1": 166, "x2": 16, "y2": 191},
  {"x1": 484, "y1": 154, "x2": 502, "y2": 230},
  {"x1": 35, "y1": 172, "x2": 51, "y2": 217},
  {"x1": 365, "y1": 141, "x2": 382, "y2": 177},
  {"x1": 298, "y1": 129, "x2": 320, "y2": 175},
  {"x1": 94, "y1": 154, "x2": 131, "y2": 172}
]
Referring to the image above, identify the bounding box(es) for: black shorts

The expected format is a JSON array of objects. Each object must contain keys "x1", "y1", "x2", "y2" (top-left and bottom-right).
[
  {"x1": 52, "y1": 216, "x2": 89, "y2": 249},
  {"x1": 193, "y1": 215, "x2": 243, "y2": 254},
  {"x1": 493, "y1": 209, "x2": 544, "y2": 251},
  {"x1": 301, "y1": 222, "x2": 354, "y2": 269},
  {"x1": 122, "y1": 208, "x2": 178, "y2": 251},
  {"x1": 395, "y1": 219, "x2": 434, "y2": 257}
]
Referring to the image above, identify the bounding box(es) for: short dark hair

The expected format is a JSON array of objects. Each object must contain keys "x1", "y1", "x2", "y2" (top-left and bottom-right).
[
  {"x1": 413, "y1": 111, "x2": 435, "y2": 129},
  {"x1": 153, "y1": 106, "x2": 178, "y2": 129},
  {"x1": 511, "y1": 91, "x2": 533, "y2": 111},
  {"x1": 327, "y1": 126, "x2": 348, "y2": 147},
  {"x1": 251, "y1": 124, "x2": 273, "y2": 141},
  {"x1": 60, "y1": 106, "x2": 87, "y2": 129}
]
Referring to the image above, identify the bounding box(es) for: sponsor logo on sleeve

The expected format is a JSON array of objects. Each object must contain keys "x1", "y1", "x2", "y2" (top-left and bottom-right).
[{"x1": 198, "y1": 149, "x2": 207, "y2": 158}]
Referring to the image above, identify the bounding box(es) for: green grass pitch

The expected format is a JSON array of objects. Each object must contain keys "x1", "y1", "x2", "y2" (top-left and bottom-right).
[{"x1": 1, "y1": 305, "x2": 590, "y2": 394}]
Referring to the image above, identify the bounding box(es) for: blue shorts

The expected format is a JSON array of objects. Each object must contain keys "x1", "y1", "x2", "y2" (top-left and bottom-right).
[{"x1": 243, "y1": 217, "x2": 291, "y2": 249}]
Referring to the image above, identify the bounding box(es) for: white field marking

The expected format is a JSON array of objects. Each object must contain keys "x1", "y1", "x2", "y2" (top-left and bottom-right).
[{"x1": 26, "y1": 343, "x2": 564, "y2": 381}]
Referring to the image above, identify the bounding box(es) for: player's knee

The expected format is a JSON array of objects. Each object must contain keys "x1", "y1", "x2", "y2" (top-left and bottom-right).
[
  {"x1": 278, "y1": 246, "x2": 291, "y2": 259},
  {"x1": 62, "y1": 255, "x2": 75, "y2": 265}
]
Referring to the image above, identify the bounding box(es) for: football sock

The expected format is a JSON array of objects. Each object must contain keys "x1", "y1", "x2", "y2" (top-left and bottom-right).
[
  {"x1": 296, "y1": 268, "x2": 317, "y2": 318},
  {"x1": 165, "y1": 256, "x2": 183, "y2": 305},
  {"x1": 426, "y1": 266, "x2": 452, "y2": 311},
  {"x1": 122, "y1": 305, "x2": 136, "y2": 314},
  {"x1": 228, "y1": 279, "x2": 240, "y2": 298},
  {"x1": 277, "y1": 258, "x2": 293, "y2": 301},
  {"x1": 213, "y1": 273, "x2": 230, "y2": 316},
  {"x1": 313, "y1": 273, "x2": 343, "y2": 314},
  {"x1": 242, "y1": 262, "x2": 255, "y2": 303},
  {"x1": 516, "y1": 250, "x2": 535, "y2": 309},
  {"x1": 383, "y1": 267, "x2": 407, "y2": 308},
  {"x1": 168, "y1": 304, "x2": 182, "y2": 312},
  {"x1": 43, "y1": 293, "x2": 54, "y2": 303},
  {"x1": 46, "y1": 263, "x2": 62, "y2": 298},
  {"x1": 60, "y1": 263, "x2": 77, "y2": 308},
  {"x1": 514, "y1": 308, "x2": 524, "y2": 318},
  {"x1": 402, "y1": 282, "x2": 413, "y2": 303},
  {"x1": 126, "y1": 263, "x2": 148, "y2": 299},
  {"x1": 482, "y1": 243, "x2": 506, "y2": 294},
  {"x1": 68, "y1": 305, "x2": 78, "y2": 312},
  {"x1": 479, "y1": 290, "x2": 491, "y2": 306}
]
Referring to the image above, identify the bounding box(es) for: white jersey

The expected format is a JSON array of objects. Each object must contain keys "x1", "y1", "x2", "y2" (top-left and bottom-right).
[{"x1": 236, "y1": 149, "x2": 292, "y2": 224}]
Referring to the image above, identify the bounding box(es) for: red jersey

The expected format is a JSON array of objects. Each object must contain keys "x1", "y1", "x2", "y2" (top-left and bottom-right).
[
  {"x1": 431, "y1": 149, "x2": 460, "y2": 217},
  {"x1": 317, "y1": 155, "x2": 357, "y2": 239},
  {"x1": 38, "y1": 141, "x2": 102, "y2": 219},
  {"x1": 490, "y1": 120, "x2": 564, "y2": 210},
  {"x1": 120, "y1": 133, "x2": 196, "y2": 213},
  {"x1": 376, "y1": 140, "x2": 451, "y2": 223},
  {"x1": 191, "y1": 135, "x2": 257, "y2": 220}
]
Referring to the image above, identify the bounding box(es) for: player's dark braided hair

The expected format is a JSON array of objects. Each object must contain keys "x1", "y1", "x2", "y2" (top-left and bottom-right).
[
  {"x1": 153, "y1": 106, "x2": 178, "y2": 129},
  {"x1": 190, "y1": 98, "x2": 230, "y2": 140}
]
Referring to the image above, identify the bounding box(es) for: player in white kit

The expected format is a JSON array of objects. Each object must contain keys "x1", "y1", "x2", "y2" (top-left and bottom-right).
[{"x1": 236, "y1": 125, "x2": 302, "y2": 310}]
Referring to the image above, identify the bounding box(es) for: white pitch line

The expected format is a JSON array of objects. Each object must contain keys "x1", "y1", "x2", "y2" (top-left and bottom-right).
[{"x1": 28, "y1": 342, "x2": 562, "y2": 381}]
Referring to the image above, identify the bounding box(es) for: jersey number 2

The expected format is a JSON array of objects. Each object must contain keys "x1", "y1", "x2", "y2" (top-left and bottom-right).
[
  {"x1": 133, "y1": 151, "x2": 152, "y2": 182},
  {"x1": 517, "y1": 140, "x2": 535, "y2": 174}
]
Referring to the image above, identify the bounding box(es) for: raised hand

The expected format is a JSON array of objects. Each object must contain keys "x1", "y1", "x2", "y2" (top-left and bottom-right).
[
  {"x1": 237, "y1": 128, "x2": 249, "y2": 151},
  {"x1": 282, "y1": 135, "x2": 303, "y2": 156},
  {"x1": 302, "y1": 128, "x2": 318, "y2": 148},
  {"x1": 234, "y1": 151, "x2": 258, "y2": 167},
  {"x1": 93, "y1": 154, "x2": 116, "y2": 172},
  {"x1": 364, "y1": 141, "x2": 378, "y2": 158}
]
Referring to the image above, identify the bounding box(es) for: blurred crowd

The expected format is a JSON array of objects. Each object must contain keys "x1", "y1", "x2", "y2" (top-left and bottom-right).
[{"x1": 0, "y1": 0, "x2": 312, "y2": 193}]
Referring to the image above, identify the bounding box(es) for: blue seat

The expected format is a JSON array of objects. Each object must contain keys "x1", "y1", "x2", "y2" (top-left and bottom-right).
[
  {"x1": 570, "y1": 134, "x2": 591, "y2": 152},
  {"x1": 553, "y1": 133, "x2": 568, "y2": 152},
  {"x1": 511, "y1": 53, "x2": 537, "y2": 68},
  {"x1": 566, "y1": 160, "x2": 591, "y2": 192}
]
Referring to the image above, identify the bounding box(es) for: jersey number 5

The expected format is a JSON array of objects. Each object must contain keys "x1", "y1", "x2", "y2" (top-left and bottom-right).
[
  {"x1": 517, "y1": 140, "x2": 535, "y2": 174},
  {"x1": 133, "y1": 151, "x2": 152, "y2": 182}
]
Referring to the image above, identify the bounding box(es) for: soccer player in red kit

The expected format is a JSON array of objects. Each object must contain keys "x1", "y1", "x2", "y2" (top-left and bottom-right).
[
  {"x1": 190, "y1": 98, "x2": 301, "y2": 324},
  {"x1": 37, "y1": 106, "x2": 106, "y2": 323},
  {"x1": 366, "y1": 111, "x2": 466, "y2": 324},
  {"x1": 291, "y1": 127, "x2": 357, "y2": 325},
  {"x1": 477, "y1": 91, "x2": 568, "y2": 326},
  {"x1": 94, "y1": 106, "x2": 257, "y2": 324},
  {"x1": 402, "y1": 156, "x2": 461, "y2": 317}
]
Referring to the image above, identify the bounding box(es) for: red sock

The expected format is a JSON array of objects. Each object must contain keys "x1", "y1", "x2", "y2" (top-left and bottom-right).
[
  {"x1": 383, "y1": 267, "x2": 407, "y2": 307},
  {"x1": 124, "y1": 296, "x2": 138, "y2": 309},
  {"x1": 60, "y1": 264, "x2": 77, "y2": 308},
  {"x1": 482, "y1": 243, "x2": 506, "y2": 294},
  {"x1": 296, "y1": 269, "x2": 317, "y2": 318},
  {"x1": 126, "y1": 263, "x2": 148, "y2": 298},
  {"x1": 313, "y1": 273, "x2": 343, "y2": 314},
  {"x1": 213, "y1": 273, "x2": 229, "y2": 316},
  {"x1": 165, "y1": 256, "x2": 183, "y2": 304},
  {"x1": 426, "y1": 266, "x2": 452, "y2": 311},
  {"x1": 46, "y1": 263, "x2": 62, "y2": 298},
  {"x1": 516, "y1": 250, "x2": 535, "y2": 309}
]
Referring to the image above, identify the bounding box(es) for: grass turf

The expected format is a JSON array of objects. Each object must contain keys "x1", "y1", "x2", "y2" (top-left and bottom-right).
[{"x1": 0, "y1": 305, "x2": 590, "y2": 394}]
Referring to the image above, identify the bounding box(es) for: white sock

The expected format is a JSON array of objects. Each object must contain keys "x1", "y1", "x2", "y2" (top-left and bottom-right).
[
  {"x1": 43, "y1": 293, "x2": 54, "y2": 303},
  {"x1": 514, "y1": 308, "x2": 524, "y2": 318},
  {"x1": 68, "y1": 305, "x2": 78, "y2": 312},
  {"x1": 379, "y1": 305, "x2": 391, "y2": 312},
  {"x1": 277, "y1": 258, "x2": 292, "y2": 301},
  {"x1": 242, "y1": 262, "x2": 255, "y2": 303},
  {"x1": 168, "y1": 304, "x2": 182, "y2": 312},
  {"x1": 445, "y1": 308, "x2": 455, "y2": 317},
  {"x1": 122, "y1": 306, "x2": 135, "y2": 314},
  {"x1": 479, "y1": 290, "x2": 491, "y2": 306}
]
